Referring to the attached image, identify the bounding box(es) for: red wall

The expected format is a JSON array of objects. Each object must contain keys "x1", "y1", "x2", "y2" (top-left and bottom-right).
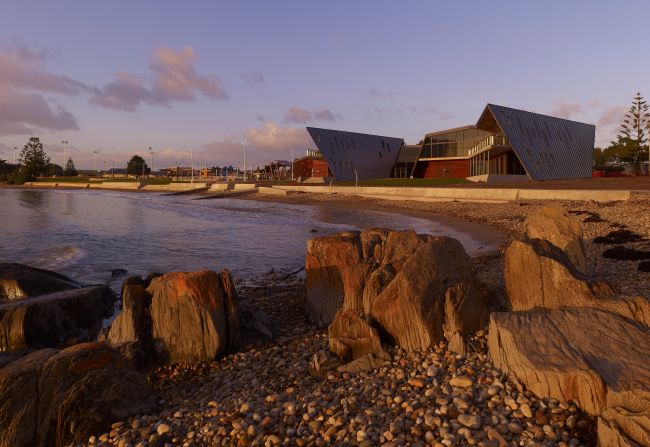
[
  {"x1": 415, "y1": 159, "x2": 469, "y2": 178},
  {"x1": 294, "y1": 158, "x2": 331, "y2": 178}
]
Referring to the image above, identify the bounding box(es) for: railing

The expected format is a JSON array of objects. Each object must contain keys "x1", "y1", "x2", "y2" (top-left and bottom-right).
[{"x1": 468, "y1": 135, "x2": 509, "y2": 156}]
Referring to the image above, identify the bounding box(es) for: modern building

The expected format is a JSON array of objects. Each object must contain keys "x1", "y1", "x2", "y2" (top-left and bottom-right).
[{"x1": 307, "y1": 104, "x2": 596, "y2": 182}]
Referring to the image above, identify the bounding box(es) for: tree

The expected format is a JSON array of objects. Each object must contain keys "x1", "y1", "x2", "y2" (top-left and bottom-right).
[
  {"x1": 615, "y1": 92, "x2": 650, "y2": 172},
  {"x1": 18, "y1": 137, "x2": 50, "y2": 180},
  {"x1": 46, "y1": 163, "x2": 63, "y2": 177},
  {"x1": 127, "y1": 155, "x2": 150, "y2": 178},
  {"x1": 63, "y1": 157, "x2": 78, "y2": 176}
]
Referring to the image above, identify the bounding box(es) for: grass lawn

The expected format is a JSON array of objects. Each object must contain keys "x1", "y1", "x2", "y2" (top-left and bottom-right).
[{"x1": 334, "y1": 178, "x2": 470, "y2": 187}]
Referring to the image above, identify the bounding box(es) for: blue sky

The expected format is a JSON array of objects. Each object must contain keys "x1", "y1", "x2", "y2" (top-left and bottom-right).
[{"x1": 0, "y1": 1, "x2": 648, "y2": 169}]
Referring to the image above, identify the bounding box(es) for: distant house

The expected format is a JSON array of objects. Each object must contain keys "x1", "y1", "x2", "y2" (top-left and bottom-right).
[{"x1": 293, "y1": 150, "x2": 332, "y2": 178}]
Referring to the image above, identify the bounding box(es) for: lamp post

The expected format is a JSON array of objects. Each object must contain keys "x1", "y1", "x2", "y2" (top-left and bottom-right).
[
  {"x1": 61, "y1": 140, "x2": 68, "y2": 168},
  {"x1": 241, "y1": 142, "x2": 246, "y2": 181},
  {"x1": 92, "y1": 150, "x2": 99, "y2": 173},
  {"x1": 149, "y1": 147, "x2": 153, "y2": 177},
  {"x1": 290, "y1": 143, "x2": 294, "y2": 181},
  {"x1": 190, "y1": 148, "x2": 194, "y2": 184},
  {"x1": 12, "y1": 147, "x2": 17, "y2": 164}
]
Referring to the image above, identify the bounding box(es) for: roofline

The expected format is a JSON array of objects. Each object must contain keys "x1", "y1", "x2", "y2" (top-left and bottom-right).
[
  {"x1": 483, "y1": 103, "x2": 596, "y2": 127},
  {"x1": 424, "y1": 124, "x2": 476, "y2": 138},
  {"x1": 306, "y1": 126, "x2": 404, "y2": 142}
]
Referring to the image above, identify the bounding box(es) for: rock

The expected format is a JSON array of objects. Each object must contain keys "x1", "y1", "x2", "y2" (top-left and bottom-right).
[
  {"x1": 309, "y1": 350, "x2": 340, "y2": 377},
  {"x1": 449, "y1": 375, "x2": 473, "y2": 388},
  {"x1": 111, "y1": 268, "x2": 128, "y2": 277},
  {"x1": 457, "y1": 414, "x2": 481, "y2": 429},
  {"x1": 0, "y1": 286, "x2": 117, "y2": 352},
  {"x1": 107, "y1": 285, "x2": 152, "y2": 350},
  {"x1": 368, "y1": 236, "x2": 487, "y2": 351},
  {"x1": 0, "y1": 342, "x2": 155, "y2": 447},
  {"x1": 488, "y1": 307, "x2": 650, "y2": 446},
  {"x1": 305, "y1": 231, "x2": 377, "y2": 327},
  {"x1": 336, "y1": 353, "x2": 386, "y2": 374},
  {"x1": 147, "y1": 269, "x2": 239, "y2": 363},
  {"x1": 307, "y1": 229, "x2": 488, "y2": 353},
  {"x1": 328, "y1": 310, "x2": 387, "y2": 362},
  {"x1": 525, "y1": 205, "x2": 587, "y2": 273},
  {"x1": 0, "y1": 263, "x2": 80, "y2": 301},
  {"x1": 504, "y1": 238, "x2": 650, "y2": 327},
  {"x1": 239, "y1": 301, "x2": 275, "y2": 340}
]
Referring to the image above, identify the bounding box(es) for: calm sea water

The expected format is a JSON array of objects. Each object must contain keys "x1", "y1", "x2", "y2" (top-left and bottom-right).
[{"x1": 0, "y1": 189, "x2": 502, "y2": 288}]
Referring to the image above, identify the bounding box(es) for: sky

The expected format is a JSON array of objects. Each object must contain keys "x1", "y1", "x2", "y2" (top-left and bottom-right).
[{"x1": 0, "y1": 1, "x2": 648, "y2": 169}]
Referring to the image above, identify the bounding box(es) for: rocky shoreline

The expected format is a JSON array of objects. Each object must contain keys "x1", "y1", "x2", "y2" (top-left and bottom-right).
[{"x1": 1, "y1": 196, "x2": 649, "y2": 446}]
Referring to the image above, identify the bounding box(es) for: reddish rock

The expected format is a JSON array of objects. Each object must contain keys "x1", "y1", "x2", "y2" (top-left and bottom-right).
[
  {"x1": 525, "y1": 205, "x2": 587, "y2": 273},
  {"x1": 488, "y1": 307, "x2": 650, "y2": 446},
  {"x1": 148, "y1": 269, "x2": 239, "y2": 363},
  {"x1": 369, "y1": 237, "x2": 487, "y2": 351},
  {"x1": 0, "y1": 342, "x2": 154, "y2": 447}
]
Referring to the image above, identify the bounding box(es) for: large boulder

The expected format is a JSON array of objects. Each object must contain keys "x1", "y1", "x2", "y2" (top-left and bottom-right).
[
  {"x1": 0, "y1": 286, "x2": 116, "y2": 352},
  {"x1": 0, "y1": 263, "x2": 80, "y2": 302},
  {"x1": 368, "y1": 237, "x2": 487, "y2": 352},
  {"x1": 0, "y1": 342, "x2": 154, "y2": 447},
  {"x1": 525, "y1": 205, "x2": 587, "y2": 273},
  {"x1": 487, "y1": 307, "x2": 650, "y2": 447},
  {"x1": 147, "y1": 269, "x2": 239, "y2": 363},
  {"x1": 328, "y1": 310, "x2": 387, "y2": 362},
  {"x1": 307, "y1": 229, "x2": 488, "y2": 354},
  {"x1": 504, "y1": 238, "x2": 650, "y2": 327}
]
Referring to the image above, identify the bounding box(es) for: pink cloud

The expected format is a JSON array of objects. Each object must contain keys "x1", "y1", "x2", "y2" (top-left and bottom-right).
[
  {"x1": 91, "y1": 46, "x2": 227, "y2": 111},
  {"x1": 551, "y1": 101, "x2": 583, "y2": 119},
  {"x1": 284, "y1": 106, "x2": 312, "y2": 124},
  {"x1": 314, "y1": 109, "x2": 341, "y2": 122},
  {"x1": 0, "y1": 86, "x2": 79, "y2": 135},
  {"x1": 597, "y1": 105, "x2": 627, "y2": 128}
]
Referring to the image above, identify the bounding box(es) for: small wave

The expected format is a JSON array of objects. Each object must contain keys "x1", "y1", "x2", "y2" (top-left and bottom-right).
[{"x1": 31, "y1": 246, "x2": 86, "y2": 270}]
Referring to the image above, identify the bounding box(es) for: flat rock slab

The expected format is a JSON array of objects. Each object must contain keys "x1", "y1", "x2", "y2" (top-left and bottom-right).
[
  {"x1": 0, "y1": 263, "x2": 80, "y2": 302},
  {"x1": 0, "y1": 286, "x2": 116, "y2": 352},
  {"x1": 488, "y1": 307, "x2": 650, "y2": 446}
]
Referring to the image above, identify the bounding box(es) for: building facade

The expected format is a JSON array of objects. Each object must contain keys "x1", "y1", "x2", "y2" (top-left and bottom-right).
[{"x1": 307, "y1": 104, "x2": 596, "y2": 182}]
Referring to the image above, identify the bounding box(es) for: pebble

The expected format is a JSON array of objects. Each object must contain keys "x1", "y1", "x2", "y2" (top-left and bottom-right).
[
  {"x1": 156, "y1": 423, "x2": 171, "y2": 436},
  {"x1": 457, "y1": 414, "x2": 481, "y2": 429},
  {"x1": 449, "y1": 375, "x2": 473, "y2": 387}
]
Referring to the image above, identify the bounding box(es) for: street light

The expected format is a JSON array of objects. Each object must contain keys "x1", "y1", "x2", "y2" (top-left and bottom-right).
[
  {"x1": 12, "y1": 147, "x2": 17, "y2": 164},
  {"x1": 149, "y1": 147, "x2": 154, "y2": 177},
  {"x1": 61, "y1": 140, "x2": 69, "y2": 168},
  {"x1": 290, "y1": 143, "x2": 294, "y2": 181},
  {"x1": 241, "y1": 142, "x2": 246, "y2": 181},
  {"x1": 92, "y1": 150, "x2": 99, "y2": 173}
]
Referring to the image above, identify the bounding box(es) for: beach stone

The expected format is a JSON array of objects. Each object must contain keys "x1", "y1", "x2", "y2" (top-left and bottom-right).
[
  {"x1": 147, "y1": 269, "x2": 239, "y2": 363},
  {"x1": 457, "y1": 414, "x2": 481, "y2": 429},
  {"x1": 488, "y1": 307, "x2": 650, "y2": 446},
  {"x1": 504, "y1": 238, "x2": 650, "y2": 327},
  {"x1": 0, "y1": 285, "x2": 116, "y2": 352},
  {"x1": 328, "y1": 310, "x2": 387, "y2": 362},
  {"x1": 0, "y1": 342, "x2": 154, "y2": 447},
  {"x1": 0, "y1": 263, "x2": 80, "y2": 302},
  {"x1": 450, "y1": 375, "x2": 473, "y2": 388},
  {"x1": 525, "y1": 205, "x2": 587, "y2": 273}
]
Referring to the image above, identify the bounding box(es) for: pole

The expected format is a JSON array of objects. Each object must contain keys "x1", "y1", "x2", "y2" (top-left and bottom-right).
[
  {"x1": 112, "y1": 160, "x2": 115, "y2": 180},
  {"x1": 290, "y1": 143, "x2": 294, "y2": 180},
  {"x1": 12, "y1": 147, "x2": 17, "y2": 164},
  {"x1": 149, "y1": 147, "x2": 153, "y2": 177},
  {"x1": 191, "y1": 148, "x2": 194, "y2": 183},
  {"x1": 241, "y1": 143, "x2": 246, "y2": 181}
]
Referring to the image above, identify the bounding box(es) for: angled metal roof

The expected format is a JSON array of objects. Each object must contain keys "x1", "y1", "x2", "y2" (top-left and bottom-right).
[
  {"x1": 306, "y1": 127, "x2": 403, "y2": 181},
  {"x1": 479, "y1": 104, "x2": 595, "y2": 180},
  {"x1": 396, "y1": 144, "x2": 421, "y2": 163}
]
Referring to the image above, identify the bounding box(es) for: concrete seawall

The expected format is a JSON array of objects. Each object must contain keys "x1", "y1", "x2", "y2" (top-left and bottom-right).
[{"x1": 271, "y1": 185, "x2": 631, "y2": 203}]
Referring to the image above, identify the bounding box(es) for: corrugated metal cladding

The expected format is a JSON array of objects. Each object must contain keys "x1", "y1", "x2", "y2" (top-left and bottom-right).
[
  {"x1": 306, "y1": 127, "x2": 403, "y2": 181},
  {"x1": 485, "y1": 104, "x2": 595, "y2": 181}
]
